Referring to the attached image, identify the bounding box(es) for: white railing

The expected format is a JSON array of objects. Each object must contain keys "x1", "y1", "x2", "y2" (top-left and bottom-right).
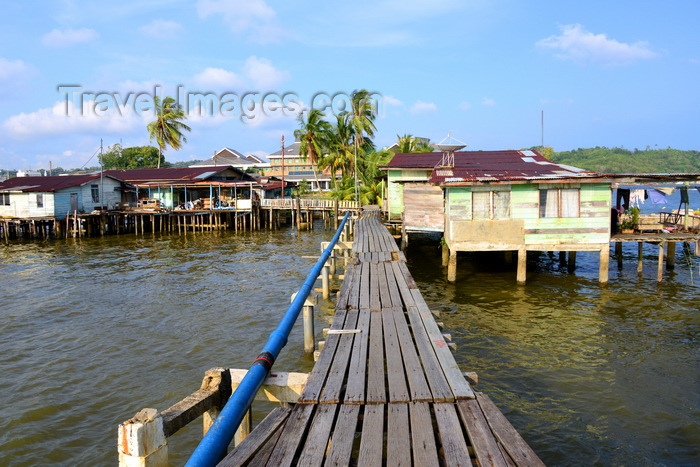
[{"x1": 260, "y1": 199, "x2": 360, "y2": 209}]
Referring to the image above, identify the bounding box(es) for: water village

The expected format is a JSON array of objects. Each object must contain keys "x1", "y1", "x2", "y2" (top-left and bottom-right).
[{"x1": 3, "y1": 140, "x2": 699, "y2": 465}]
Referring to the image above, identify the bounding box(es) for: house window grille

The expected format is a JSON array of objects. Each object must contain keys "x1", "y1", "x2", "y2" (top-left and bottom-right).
[
  {"x1": 91, "y1": 184, "x2": 100, "y2": 203},
  {"x1": 36, "y1": 194, "x2": 44, "y2": 208}
]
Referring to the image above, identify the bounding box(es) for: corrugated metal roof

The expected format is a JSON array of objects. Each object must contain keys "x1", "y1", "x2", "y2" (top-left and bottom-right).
[
  {"x1": 103, "y1": 166, "x2": 253, "y2": 183},
  {"x1": 0, "y1": 174, "x2": 123, "y2": 192},
  {"x1": 384, "y1": 150, "x2": 604, "y2": 183}
]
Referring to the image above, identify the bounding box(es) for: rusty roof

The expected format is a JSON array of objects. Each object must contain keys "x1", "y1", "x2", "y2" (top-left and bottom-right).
[
  {"x1": 384, "y1": 150, "x2": 605, "y2": 183},
  {"x1": 0, "y1": 174, "x2": 126, "y2": 192},
  {"x1": 103, "y1": 166, "x2": 254, "y2": 183}
]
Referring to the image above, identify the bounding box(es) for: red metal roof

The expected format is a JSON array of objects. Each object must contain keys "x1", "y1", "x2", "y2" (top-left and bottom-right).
[
  {"x1": 0, "y1": 174, "x2": 124, "y2": 192},
  {"x1": 384, "y1": 150, "x2": 603, "y2": 183},
  {"x1": 103, "y1": 166, "x2": 254, "y2": 183}
]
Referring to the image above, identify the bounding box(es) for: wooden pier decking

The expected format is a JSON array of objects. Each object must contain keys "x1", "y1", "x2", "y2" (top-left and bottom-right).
[{"x1": 219, "y1": 208, "x2": 543, "y2": 466}]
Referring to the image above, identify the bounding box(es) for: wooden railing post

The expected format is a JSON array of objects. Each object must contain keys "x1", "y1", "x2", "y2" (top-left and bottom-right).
[
  {"x1": 118, "y1": 408, "x2": 168, "y2": 467},
  {"x1": 202, "y1": 367, "x2": 232, "y2": 436}
]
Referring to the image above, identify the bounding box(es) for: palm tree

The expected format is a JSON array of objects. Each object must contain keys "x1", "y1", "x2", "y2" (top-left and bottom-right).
[
  {"x1": 319, "y1": 112, "x2": 355, "y2": 192},
  {"x1": 348, "y1": 90, "x2": 377, "y2": 202},
  {"x1": 396, "y1": 134, "x2": 433, "y2": 153},
  {"x1": 294, "y1": 109, "x2": 333, "y2": 193},
  {"x1": 147, "y1": 96, "x2": 191, "y2": 168}
]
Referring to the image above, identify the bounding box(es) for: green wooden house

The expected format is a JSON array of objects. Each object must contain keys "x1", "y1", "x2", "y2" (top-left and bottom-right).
[{"x1": 382, "y1": 150, "x2": 615, "y2": 283}]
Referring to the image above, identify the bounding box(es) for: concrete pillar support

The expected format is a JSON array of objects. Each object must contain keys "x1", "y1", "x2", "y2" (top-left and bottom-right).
[
  {"x1": 517, "y1": 248, "x2": 527, "y2": 284},
  {"x1": 447, "y1": 250, "x2": 457, "y2": 282},
  {"x1": 599, "y1": 246, "x2": 610, "y2": 284},
  {"x1": 118, "y1": 409, "x2": 168, "y2": 467}
]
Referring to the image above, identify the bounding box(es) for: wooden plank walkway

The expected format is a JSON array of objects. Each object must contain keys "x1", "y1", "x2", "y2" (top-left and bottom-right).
[{"x1": 219, "y1": 208, "x2": 544, "y2": 466}]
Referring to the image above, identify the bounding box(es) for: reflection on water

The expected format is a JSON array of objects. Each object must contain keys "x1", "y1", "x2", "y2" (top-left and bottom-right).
[
  {"x1": 407, "y1": 236, "x2": 700, "y2": 466},
  {"x1": 0, "y1": 224, "x2": 698, "y2": 465}
]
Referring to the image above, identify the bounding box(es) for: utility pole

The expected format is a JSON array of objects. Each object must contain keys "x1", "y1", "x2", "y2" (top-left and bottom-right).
[{"x1": 541, "y1": 110, "x2": 544, "y2": 148}]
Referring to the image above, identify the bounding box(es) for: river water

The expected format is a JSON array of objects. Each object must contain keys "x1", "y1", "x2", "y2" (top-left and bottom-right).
[{"x1": 1, "y1": 216, "x2": 698, "y2": 465}]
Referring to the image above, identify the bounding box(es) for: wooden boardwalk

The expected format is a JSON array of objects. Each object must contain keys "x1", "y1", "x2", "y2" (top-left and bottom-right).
[{"x1": 219, "y1": 208, "x2": 544, "y2": 466}]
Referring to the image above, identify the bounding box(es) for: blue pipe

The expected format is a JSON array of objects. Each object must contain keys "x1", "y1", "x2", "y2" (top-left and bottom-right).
[{"x1": 186, "y1": 211, "x2": 351, "y2": 466}]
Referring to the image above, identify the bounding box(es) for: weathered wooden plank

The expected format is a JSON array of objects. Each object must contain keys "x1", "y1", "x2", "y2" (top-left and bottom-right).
[
  {"x1": 377, "y1": 259, "x2": 394, "y2": 309},
  {"x1": 391, "y1": 307, "x2": 432, "y2": 402},
  {"x1": 264, "y1": 403, "x2": 315, "y2": 466},
  {"x1": 218, "y1": 406, "x2": 290, "y2": 467},
  {"x1": 325, "y1": 404, "x2": 360, "y2": 466},
  {"x1": 335, "y1": 261, "x2": 357, "y2": 311},
  {"x1": 344, "y1": 307, "x2": 371, "y2": 404},
  {"x1": 434, "y1": 403, "x2": 472, "y2": 466},
  {"x1": 391, "y1": 261, "x2": 416, "y2": 308},
  {"x1": 387, "y1": 403, "x2": 411, "y2": 467},
  {"x1": 411, "y1": 289, "x2": 474, "y2": 400},
  {"x1": 396, "y1": 259, "x2": 418, "y2": 289},
  {"x1": 320, "y1": 308, "x2": 360, "y2": 403},
  {"x1": 409, "y1": 402, "x2": 439, "y2": 467},
  {"x1": 358, "y1": 405, "x2": 385, "y2": 466},
  {"x1": 383, "y1": 262, "x2": 404, "y2": 309},
  {"x1": 359, "y1": 261, "x2": 371, "y2": 311},
  {"x1": 383, "y1": 306, "x2": 410, "y2": 403},
  {"x1": 366, "y1": 311, "x2": 386, "y2": 404},
  {"x1": 475, "y1": 392, "x2": 545, "y2": 467},
  {"x1": 456, "y1": 399, "x2": 507, "y2": 467},
  {"x1": 297, "y1": 334, "x2": 341, "y2": 404},
  {"x1": 246, "y1": 422, "x2": 283, "y2": 466},
  {"x1": 369, "y1": 262, "x2": 381, "y2": 312},
  {"x1": 406, "y1": 306, "x2": 454, "y2": 402},
  {"x1": 295, "y1": 404, "x2": 337, "y2": 466}
]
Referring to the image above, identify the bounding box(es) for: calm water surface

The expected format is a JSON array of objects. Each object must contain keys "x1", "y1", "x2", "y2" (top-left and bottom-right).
[{"x1": 1, "y1": 221, "x2": 699, "y2": 466}]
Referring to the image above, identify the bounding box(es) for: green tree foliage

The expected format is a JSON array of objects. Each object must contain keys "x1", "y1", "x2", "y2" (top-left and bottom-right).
[
  {"x1": 147, "y1": 96, "x2": 191, "y2": 168},
  {"x1": 548, "y1": 146, "x2": 700, "y2": 174},
  {"x1": 395, "y1": 134, "x2": 433, "y2": 153},
  {"x1": 294, "y1": 108, "x2": 333, "y2": 192},
  {"x1": 99, "y1": 145, "x2": 171, "y2": 169}
]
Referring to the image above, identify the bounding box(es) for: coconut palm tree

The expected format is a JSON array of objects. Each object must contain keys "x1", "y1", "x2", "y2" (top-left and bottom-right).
[
  {"x1": 348, "y1": 90, "x2": 377, "y2": 202},
  {"x1": 396, "y1": 134, "x2": 433, "y2": 153},
  {"x1": 319, "y1": 112, "x2": 355, "y2": 191},
  {"x1": 147, "y1": 96, "x2": 191, "y2": 168},
  {"x1": 294, "y1": 109, "x2": 333, "y2": 193}
]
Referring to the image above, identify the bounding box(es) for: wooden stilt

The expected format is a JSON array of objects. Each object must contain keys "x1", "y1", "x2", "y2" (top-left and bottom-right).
[
  {"x1": 637, "y1": 242, "x2": 644, "y2": 275},
  {"x1": 667, "y1": 241, "x2": 676, "y2": 270},
  {"x1": 517, "y1": 248, "x2": 527, "y2": 284},
  {"x1": 657, "y1": 243, "x2": 664, "y2": 282},
  {"x1": 599, "y1": 246, "x2": 610, "y2": 284},
  {"x1": 568, "y1": 251, "x2": 577, "y2": 272},
  {"x1": 447, "y1": 250, "x2": 457, "y2": 282}
]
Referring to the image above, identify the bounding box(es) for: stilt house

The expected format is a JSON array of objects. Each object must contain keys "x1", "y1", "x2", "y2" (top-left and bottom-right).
[{"x1": 382, "y1": 150, "x2": 615, "y2": 283}]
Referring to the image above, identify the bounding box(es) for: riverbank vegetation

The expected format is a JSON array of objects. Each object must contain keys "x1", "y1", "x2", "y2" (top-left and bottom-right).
[{"x1": 542, "y1": 146, "x2": 700, "y2": 174}]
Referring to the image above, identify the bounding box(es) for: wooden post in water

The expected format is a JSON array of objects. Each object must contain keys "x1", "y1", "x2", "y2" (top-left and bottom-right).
[
  {"x1": 295, "y1": 198, "x2": 302, "y2": 231},
  {"x1": 599, "y1": 245, "x2": 610, "y2": 284},
  {"x1": 517, "y1": 248, "x2": 527, "y2": 284},
  {"x1": 666, "y1": 241, "x2": 676, "y2": 270},
  {"x1": 321, "y1": 264, "x2": 330, "y2": 299},
  {"x1": 441, "y1": 242, "x2": 449, "y2": 267},
  {"x1": 637, "y1": 242, "x2": 644, "y2": 275},
  {"x1": 447, "y1": 250, "x2": 457, "y2": 282},
  {"x1": 657, "y1": 242, "x2": 665, "y2": 281},
  {"x1": 568, "y1": 251, "x2": 577, "y2": 272}
]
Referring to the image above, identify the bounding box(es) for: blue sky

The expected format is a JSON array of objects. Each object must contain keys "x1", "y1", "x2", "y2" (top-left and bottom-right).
[{"x1": 1, "y1": 0, "x2": 699, "y2": 170}]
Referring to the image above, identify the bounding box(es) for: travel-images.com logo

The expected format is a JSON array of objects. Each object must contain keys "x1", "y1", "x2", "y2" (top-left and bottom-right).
[{"x1": 58, "y1": 86, "x2": 384, "y2": 124}]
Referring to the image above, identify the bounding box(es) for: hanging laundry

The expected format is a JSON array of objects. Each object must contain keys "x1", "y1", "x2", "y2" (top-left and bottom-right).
[
  {"x1": 629, "y1": 189, "x2": 646, "y2": 208},
  {"x1": 647, "y1": 189, "x2": 668, "y2": 205},
  {"x1": 616, "y1": 188, "x2": 630, "y2": 210},
  {"x1": 656, "y1": 187, "x2": 675, "y2": 195}
]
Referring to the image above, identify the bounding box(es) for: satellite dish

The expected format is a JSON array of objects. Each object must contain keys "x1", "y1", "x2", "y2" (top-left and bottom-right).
[{"x1": 434, "y1": 133, "x2": 466, "y2": 167}]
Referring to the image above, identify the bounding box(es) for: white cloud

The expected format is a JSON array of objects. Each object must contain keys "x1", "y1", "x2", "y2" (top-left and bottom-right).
[
  {"x1": 243, "y1": 56, "x2": 290, "y2": 89},
  {"x1": 0, "y1": 58, "x2": 34, "y2": 94},
  {"x1": 481, "y1": 97, "x2": 496, "y2": 107},
  {"x1": 459, "y1": 101, "x2": 471, "y2": 111},
  {"x1": 42, "y1": 28, "x2": 98, "y2": 47},
  {"x1": 192, "y1": 67, "x2": 245, "y2": 90},
  {"x1": 196, "y1": 0, "x2": 286, "y2": 43},
  {"x1": 3, "y1": 100, "x2": 149, "y2": 140},
  {"x1": 410, "y1": 100, "x2": 437, "y2": 115},
  {"x1": 139, "y1": 19, "x2": 183, "y2": 39},
  {"x1": 536, "y1": 24, "x2": 658, "y2": 65},
  {"x1": 383, "y1": 95, "x2": 403, "y2": 107}
]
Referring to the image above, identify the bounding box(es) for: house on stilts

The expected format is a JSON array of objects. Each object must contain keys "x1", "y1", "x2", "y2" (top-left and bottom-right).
[{"x1": 382, "y1": 149, "x2": 617, "y2": 283}]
